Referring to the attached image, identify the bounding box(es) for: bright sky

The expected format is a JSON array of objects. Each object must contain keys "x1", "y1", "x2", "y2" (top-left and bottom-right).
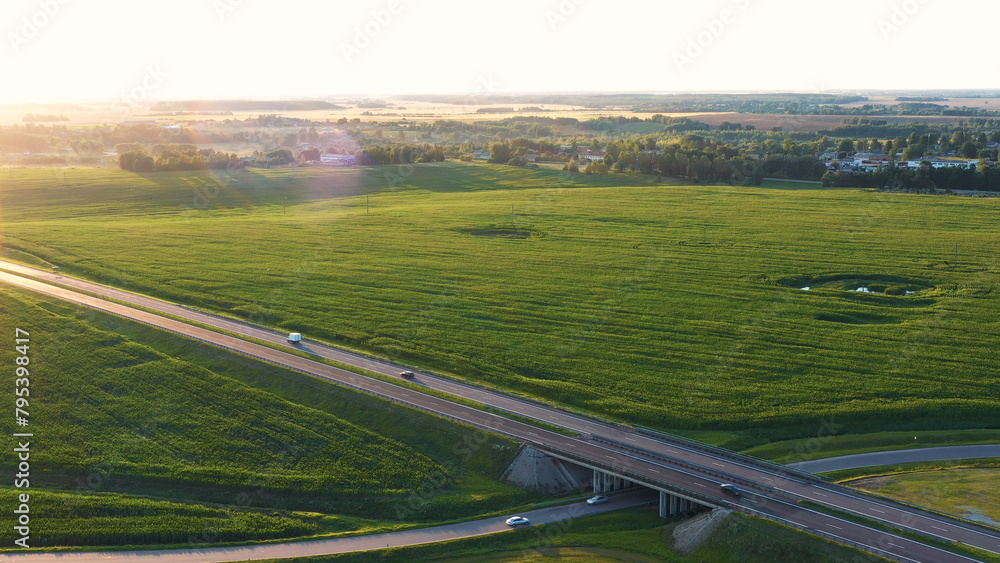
[{"x1": 1, "y1": 0, "x2": 996, "y2": 104}]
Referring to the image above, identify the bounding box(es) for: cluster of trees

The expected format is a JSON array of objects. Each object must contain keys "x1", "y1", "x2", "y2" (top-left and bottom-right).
[
  {"x1": 0, "y1": 128, "x2": 55, "y2": 152},
  {"x1": 119, "y1": 148, "x2": 241, "y2": 173},
  {"x1": 580, "y1": 115, "x2": 711, "y2": 133},
  {"x1": 828, "y1": 130, "x2": 1000, "y2": 161},
  {"x1": 718, "y1": 121, "x2": 756, "y2": 131},
  {"x1": 740, "y1": 101, "x2": 1000, "y2": 118},
  {"x1": 354, "y1": 144, "x2": 445, "y2": 165},
  {"x1": 416, "y1": 117, "x2": 561, "y2": 140},
  {"x1": 823, "y1": 162, "x2": 1000, "y2": 192}
]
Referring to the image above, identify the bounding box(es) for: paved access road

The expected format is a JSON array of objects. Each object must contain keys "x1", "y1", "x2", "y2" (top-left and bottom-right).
[
  {"x1": 0, "y1": 491, "x2": 655, "y2": 563},
  {"x1": 1, "y1": 261, "x2": 997, "y2": 562},
  {"x1": 790, "y1": 445, "x2": 1000, "y2": 474}
]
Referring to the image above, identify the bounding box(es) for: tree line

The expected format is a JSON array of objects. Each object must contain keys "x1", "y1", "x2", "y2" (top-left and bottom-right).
[
  {"x1": 119, "y1": 148, "x2": 241, "y2": 173},
  {"x1": 823, "y1": 162, "x2": 1000, "y2": 192}
]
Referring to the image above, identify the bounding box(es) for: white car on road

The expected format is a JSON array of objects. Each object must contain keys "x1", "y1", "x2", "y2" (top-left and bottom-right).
[{"x1": 505, "y1": 516, "x2": 530, "y2": 527}]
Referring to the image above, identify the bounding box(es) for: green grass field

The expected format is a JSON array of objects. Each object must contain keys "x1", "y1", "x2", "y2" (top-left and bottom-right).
[
  {"x1": 848, "y1": 468, "x2": 1000, "y2": 527},
  {"x1": 0, "y1": 288, "x2": 536, "y2": 547},
  {"x1": 2, "y1": 162, "x2": 999, "y2": 449}
]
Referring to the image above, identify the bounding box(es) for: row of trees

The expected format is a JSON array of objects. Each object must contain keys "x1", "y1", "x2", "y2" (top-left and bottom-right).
[
  {"x1": 822, "y1": 162, "x2": 1000, "y2": 192},
  {"x1": 119, "y1": 148, "x2": 241, "y2": 173},
  {"x1": 354, "y1": 144, "x2": 446, "y2": 165}
]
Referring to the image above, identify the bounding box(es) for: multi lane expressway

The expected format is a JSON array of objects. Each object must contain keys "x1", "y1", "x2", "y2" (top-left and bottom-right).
[{"x1": 1, "y1": 259, "x2": 998, "y2": 563}]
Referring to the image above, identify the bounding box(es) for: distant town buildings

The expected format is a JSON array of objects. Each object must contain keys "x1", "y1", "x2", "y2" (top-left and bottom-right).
[{"x1": 577, "y1": 149, "x2": 607, "y2": 162}]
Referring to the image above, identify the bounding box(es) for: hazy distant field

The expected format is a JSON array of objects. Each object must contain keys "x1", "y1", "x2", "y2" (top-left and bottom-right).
[
  {"x1": 2, "y1": 162, "x2": 999, "y2": 448},
  {"x1": 0, "y1": 101, "x2": 679, "y2": 127},
  {"x1": 689, "y1": 112, "x2": 972, "y2": 133}
]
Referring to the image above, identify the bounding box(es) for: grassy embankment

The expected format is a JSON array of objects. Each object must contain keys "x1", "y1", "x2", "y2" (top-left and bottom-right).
[{"x1": 0, "y1": 288, "x2": 535, "y2": 548}]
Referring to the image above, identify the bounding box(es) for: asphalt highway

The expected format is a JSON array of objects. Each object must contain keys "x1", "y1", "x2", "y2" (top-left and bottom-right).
[
  {"x1": 1, "y1": 261, "x2": 997, "y2": 562},
  {"x1": 790, "y1": 445, "x2": 1000, "y2": 474},
  {"x1": 0, "y1": 491, "x2": 656, "y2": 563}
]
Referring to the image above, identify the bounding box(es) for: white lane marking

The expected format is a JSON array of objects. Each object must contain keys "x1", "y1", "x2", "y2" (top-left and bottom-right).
[
  {"x1": 624, "y1": 437, "x2": 636, "y2": 442},
  {"x1": 666, "y1": 449, "x2": 678, "y2": 454},
  {"x1": 605, "y1": 455, "x2": 617, "y2": 461},
  {"x1": 826, "y1": 524, "x2": 842, "y2": 530},
  {"x1": 512, "y1": 406, "x2": 524, "y2": 411},
  {"x1": 887, "y1": 543, "x2": 905, "y2": 550},
  {"x1": 649, "y1": 468, "x2": 661, "y2": 474},
  {"x1": 695, "y1": 483, "x2": 706, "y2": 488},
  {"x1": 869, "y1": 508, "x2": 885, "y2": 514},
  {"x1": 712, "y1": 462, "x2": 725, "y2": 467},
  {"x1": 761, "y1": 477, "x2": 773, "y2": 482},
  {"x1": 814, "y1": 492, "x2": 827, "y2": 498},
  {"x1": 931, "y1": 525, "x2": 948, "y2": 532}
]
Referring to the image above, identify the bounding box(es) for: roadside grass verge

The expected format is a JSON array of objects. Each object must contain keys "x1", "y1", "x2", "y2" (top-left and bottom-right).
[
  {"x1": 800, "y1": 501, "x2": 1000, "y2": 563},
  {"x1": 823, "y1": 457, "x2": 1000, "y2": 483},
  {"x1": 256, "y1": 508, "x2": 888, "y2": 562},
  {"x1": 0, "y1": 289, "x2": 540, "y2": 547},
  {"x1": 743, "y1": 429, "x2": 1000, "y2": 464},
  {"x1": 834, "y1": 464, "x2": 1000, "y2": 528}
]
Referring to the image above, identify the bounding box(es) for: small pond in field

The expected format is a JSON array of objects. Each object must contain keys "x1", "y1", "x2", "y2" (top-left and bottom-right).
[{"x1": 778, "y1": 275, "x2": 930, "y2": 297}]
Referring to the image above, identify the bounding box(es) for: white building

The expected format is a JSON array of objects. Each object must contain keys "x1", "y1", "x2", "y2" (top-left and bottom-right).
[
  {"x1": 852, "y1": 152, "x2": 891, "y2": 167},
  {"x1": 320, "y1": 154, "x2": 356, "y2": 166},
  {"x1": 906, "y1": 158, "x2": 978, "y2": 169},
  {"x1": 577, "y1": 149, "x2": 607, "y2": 162}
]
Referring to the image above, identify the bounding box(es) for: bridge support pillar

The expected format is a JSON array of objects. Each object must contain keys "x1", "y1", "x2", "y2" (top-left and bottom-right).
[
  {"x1": 659, "y1": 491, "x2": 682, "y2": 518},
  {"x1": 591, "y1": 470, "x2": 638, "y2": 495},
  {"x1": 593, "y1": 469, "x2": 615, "y2": 493}
]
